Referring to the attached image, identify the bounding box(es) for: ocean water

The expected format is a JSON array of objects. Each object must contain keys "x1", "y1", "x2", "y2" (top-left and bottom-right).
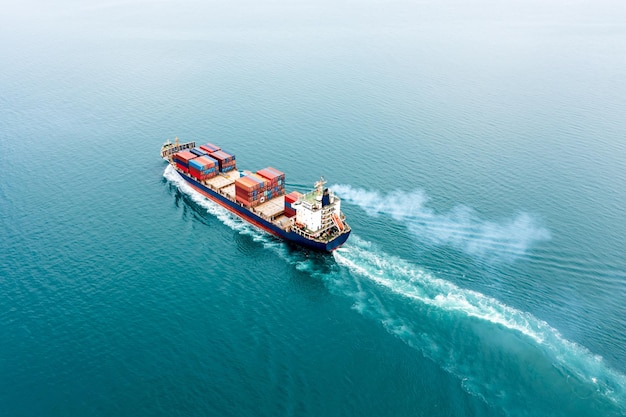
[{"x1": 1, "y1": 1, "x2": 625, "y2": 416}]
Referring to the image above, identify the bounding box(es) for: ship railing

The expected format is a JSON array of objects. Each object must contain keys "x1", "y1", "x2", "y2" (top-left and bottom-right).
[
  {"x1": 292, "y1": 222, "x2": 347, "y2": 243},
  {"x1": 161, "y1": 141, "x2": 197, "y2": 158},
  {"x1": 292, "y1": 226, "x2": 323, "y2": 242}
]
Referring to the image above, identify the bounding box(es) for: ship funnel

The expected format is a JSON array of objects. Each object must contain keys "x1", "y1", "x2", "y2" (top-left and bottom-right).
[{"x1": 322, "y1": 188, "x2": 331, "y2": 206}]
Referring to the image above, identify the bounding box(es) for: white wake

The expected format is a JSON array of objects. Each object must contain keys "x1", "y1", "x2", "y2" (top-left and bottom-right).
[{"x1": 332, "y1": 237, "x2": 626, "y2": 411}]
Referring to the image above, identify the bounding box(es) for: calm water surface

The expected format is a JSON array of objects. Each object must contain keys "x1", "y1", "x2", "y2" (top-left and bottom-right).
[{"x1": 1, "y1": 1, "x2": 625, "y2": 416}]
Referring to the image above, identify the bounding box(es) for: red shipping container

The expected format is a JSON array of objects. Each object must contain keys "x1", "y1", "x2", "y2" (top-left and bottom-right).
[
  {"x1": 284, "y1": 207, "x2": 296, "y2": 217},
  {"x1": 285, "y1": 191, "x2": 302, "y2": 204},
  {"x1": 173, "y1": 150, "x2": 197, "y2": 163},
  {"x1": 176, "y1": 163, "x2": 189, "y2": 173},
  {"x1": 236, "y1": 195, "x2": 261, "y2": 208},
  {"x1": 189, "y1": 167, "x2": 202, "y2": 180},
  {"x1": 210, "y1": 150, "x2": 234, "y2": 162},
  {"x1": 235, "y1": 175, "x2": 266, "y2": 192},
  {"x1": 250, "y1": 174, "x2": 267, "y2": 188},
  {"x1": 199, "y1": 143, "x2": 221, "y2": 154},
  {"x1": 235, "y1": 192, "x2": 256, "y2": 200},
  {"x1": 257, "y1": 167, "x2": 285, "y2": 183},
  {"x1": 235, "y1": 177, "x2": 257, "y2": 192},
  {"x1": 190, "y1": 166, "x2": 217, "y2": 181}
]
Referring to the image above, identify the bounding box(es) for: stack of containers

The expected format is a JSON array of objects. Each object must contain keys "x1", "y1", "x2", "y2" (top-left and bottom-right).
[
  {"x1": 284, "y1": 191, "x2": 302, "y2": 218},
  {"x1": 256, "y1": 167, "x2": 285, "y2": 200},
  {"x1": 209, "y1": 150, "x2": 237, "y2": 173},
  {"x1": 199, "y1": 143, "x2": 221, "y2": 154},
  {"x1": 189, "y1": 156, "x2": 218, "y2": 181},
  {"x1": 235, "y1": 174, "x2": 268, "y2": 207},
  {"x1": 172, "y1": 150, "x2": 198, "y2": 173}
]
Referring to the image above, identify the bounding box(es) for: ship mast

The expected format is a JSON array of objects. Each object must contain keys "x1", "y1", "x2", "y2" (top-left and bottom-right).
[{"x1": 315, "y1": 176, "x2": 326, "y2": 196}]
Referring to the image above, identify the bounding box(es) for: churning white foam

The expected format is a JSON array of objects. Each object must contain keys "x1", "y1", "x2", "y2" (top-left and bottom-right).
[
  {"x1": 332, "y1": 184, "x2": 551, "y2": 259},
  {"x1": 334, "y1": 236, "x2": 549, "y2": 343},
  {"x1": 332, "y1": 237, "x2": 626, "y2": 409}
]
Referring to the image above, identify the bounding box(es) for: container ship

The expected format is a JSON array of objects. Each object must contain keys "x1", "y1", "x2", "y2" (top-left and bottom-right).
[{"x1": 161, "y1": 138, "x2": 351, "y2": 251}]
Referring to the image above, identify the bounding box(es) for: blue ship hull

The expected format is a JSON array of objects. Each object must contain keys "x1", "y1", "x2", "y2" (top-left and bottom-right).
[{"x1": 176, "y1": 170, "x2": 350, "y2": 252}]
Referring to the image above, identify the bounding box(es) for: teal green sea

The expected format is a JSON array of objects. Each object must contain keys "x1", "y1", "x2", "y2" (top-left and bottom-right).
[{"x1": 1, "y1": 1, "x2": 625, "y2": 416}]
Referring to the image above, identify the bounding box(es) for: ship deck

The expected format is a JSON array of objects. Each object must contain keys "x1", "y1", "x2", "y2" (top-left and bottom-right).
[
  {"x1": 272, "y1": 214, "x2": 295, "y2": 231},
  {"x1": 204, "y1": 171, "x2": 239, "y2": 190},
  {"x1": 254, "y1": 195, "x2": 285, "y2": 219},
  {"x1": 200, "y1": 170, "x2": 291, "y2": 229},
  {"x1": 221, "y1": 184, "x2": 236, "y2": 199},
  {"x1": 301, "y1": 191, "x2": 320, "y2": 204}
]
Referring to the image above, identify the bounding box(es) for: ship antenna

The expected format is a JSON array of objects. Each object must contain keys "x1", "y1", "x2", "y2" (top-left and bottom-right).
[
  {"x1": 315, "y1": 176, "x2": 326, "y2": 195},
  {"x1": 175, "y1": 136, "x2": 179, "y2": 146}
]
